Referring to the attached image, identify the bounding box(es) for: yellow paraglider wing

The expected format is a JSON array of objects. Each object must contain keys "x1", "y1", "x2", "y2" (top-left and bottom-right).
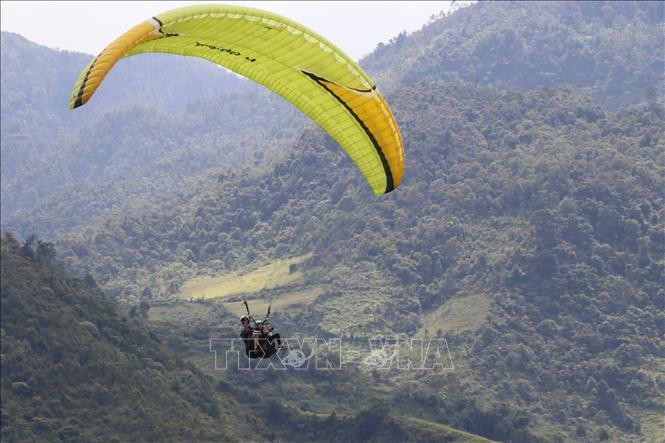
[{"x1": 69, "y1": 5, "x2": 404, "y2": 194}]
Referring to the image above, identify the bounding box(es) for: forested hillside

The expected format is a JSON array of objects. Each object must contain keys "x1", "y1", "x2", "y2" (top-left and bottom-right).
[
  {"x1": 363, "y1": 1, "x2": 664, "y2": 109},
  {"x1": 1, "y1": 31, "x2": 244, "y2": 187},
  {"x1": 1, "y1": 32, "x2": 307, "y2": 237},
  {"x1": 0, "y1": 234, "x2": 238, "y2": 442},
  {"x1": 54, "y1": 80, "x2": 665, "y2": 440},
  {"x1": 2, "y1": 1, "x2": 664, "y2": 442},
  {"x1": 1, "y1": 235, "x2": 494, "y2": 442}
]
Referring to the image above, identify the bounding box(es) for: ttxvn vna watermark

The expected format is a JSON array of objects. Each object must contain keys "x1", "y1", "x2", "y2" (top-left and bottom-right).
[{"x1": 210, "y1": 337, "x2": 454, "y2": 371}]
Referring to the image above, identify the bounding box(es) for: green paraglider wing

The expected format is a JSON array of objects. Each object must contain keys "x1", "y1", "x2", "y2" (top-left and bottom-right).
[{"x1": 70, "y1": 4, "x2": 404, "y2": 195}]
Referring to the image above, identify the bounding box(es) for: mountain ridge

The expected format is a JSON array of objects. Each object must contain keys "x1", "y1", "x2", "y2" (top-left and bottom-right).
[
  {"x1": 2, "y1": 2, "x2": 664, "y2": 441},
  {"x1": 362, "y1": 1, "x2": 664, "y2": 110}
]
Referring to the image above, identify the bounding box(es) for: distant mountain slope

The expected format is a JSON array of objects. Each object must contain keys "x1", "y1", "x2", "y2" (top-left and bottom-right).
[
  {"x1": 1, "y1": 32, "x2": 306, "y2": 236},
  {"x1": 362, "y1": 1, "x2": 664, "y2": 109},
  {"x1": 0, "y1": 234, "x2": 243, "y2": 442},
  {"x1": 3, "y1": 2, "x2": 665, "y2": 440},
  {"x1": 1, "y1": 233, "x2": 498, "y2": 442},
  {"x1": 56, "y1": 81, "x2": 665, "y2": 440},
  {"x1": 0, "y1": 31, "x2": 246, "y2": 129},
  {"x1": 6, "y1": 0, "x2": 663, "y2": 237},
  {"x1": 1, "y1": 31, "x2": 244, "y2": 182}
]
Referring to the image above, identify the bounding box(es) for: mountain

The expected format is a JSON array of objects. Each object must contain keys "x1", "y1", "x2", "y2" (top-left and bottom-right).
[
  {"x1": 1, "y1": 234, "x2": 493, "y2": 442},
  {"x1": 0, "y1": 233, "x2": 241, "y2": 442},
  {"x1": 0, "y1": 31, "x2": 251, "y2": 131},
  {"x1": 1, "y1": 31, "x2": 243, "y2": 183},
  {"x1": 54, "y1": 80, "x2": 665, "y2": 441},
  {"x1": 3, "y1": 1, "x2": 663, "y2": 236},
  {"x1": 362, "y1": 1, "x2": 665, "y2": 110},
  {"x1": 2, "y1": 1, "x2": 665, "y2": 441},
  {"x1": 1, "y1": 32, "x2": 307, "y2": 238}
]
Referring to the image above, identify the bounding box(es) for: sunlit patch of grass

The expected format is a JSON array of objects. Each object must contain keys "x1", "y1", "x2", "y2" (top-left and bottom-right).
[
  {"x1": 402, "y1": 416, "x2": 497, "y2": 442},
  {"x1": 179, "y1": 254, "x2": 312, "y2": 300},
  {"x1": 420, "y1": 293, "x2": 491, "y2": 336},
  {"x1": 221, "y1": 285, "x2": 328, "y2": 317},
  {"x1": 318, "y1": 289, "x2": 392, "y2": 335},
  {"x1": 148, "y1": 301, "x2": 215, "y2": 324},
  {"x1": 634, "y1": 357, "x2": 665, "y2": 442},
  {"x1": 636, "y1": 410, "x2": 665, "y2": 443}
]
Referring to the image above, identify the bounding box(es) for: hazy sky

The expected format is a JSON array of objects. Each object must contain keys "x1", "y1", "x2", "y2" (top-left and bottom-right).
[{"x1": 1, "y1": 1, "x2": 457, "y2": 60}]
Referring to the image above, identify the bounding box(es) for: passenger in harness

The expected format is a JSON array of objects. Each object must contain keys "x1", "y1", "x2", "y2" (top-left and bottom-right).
[{"x1": 239, "y1": 302, "x2": 283, "y2": 359}]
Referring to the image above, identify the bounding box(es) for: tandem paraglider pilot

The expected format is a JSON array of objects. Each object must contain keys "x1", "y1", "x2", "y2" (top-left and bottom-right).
[{"x1": 239, "y1": 308, "x2": 282, "y2": 359}]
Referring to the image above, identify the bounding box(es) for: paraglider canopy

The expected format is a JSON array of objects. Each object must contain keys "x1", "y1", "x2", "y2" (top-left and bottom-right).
[{"x1": 69, "y1": 4, "x2": 405, "y2": 195}]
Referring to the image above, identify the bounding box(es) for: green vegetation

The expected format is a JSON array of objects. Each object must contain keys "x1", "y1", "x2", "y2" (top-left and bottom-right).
[
  {"x1": 180, "y1": 254, "x2": 312, "y2": 300},
  {"x1": 220, "y1": 286, "x2": 326, "y2": 317},
  {"x1": 421, "y1": 293, "x2": 491, "y2": 335},
  {"x1": 2, "y1": 1, "x2": 664, "y2": 441},
  {"x1": 402, "y1": 417, "x2": 497, "y2": 443},
  {"x1": 3, "y1": 234, "x2": 498, "y2": 442},
  {"x1": 0, "y1": 32, "x2": 307, "y2": 239},
  {"x1": 0, "y1": 234, "x2": 238, "y2": 442},
  {"x1": 364, "y1": 1, "x2": 664, "y2": 109},
  {"x1": 53, "y1": 80, "x2": 663, "y2": 441}
]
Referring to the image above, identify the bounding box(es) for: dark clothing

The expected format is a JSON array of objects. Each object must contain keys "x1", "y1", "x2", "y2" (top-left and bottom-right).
[
  {"x1": 241, "y1": 325, "x2": 253, "y2": 340},
  {"x1": 241, "y1": 326, "x2": 281, "y2": 358},
  {"x1": 261, "y1": 333, "x2": 281, "y2": 357},
  {"x1": 241, "y1": 326, "x2": 256, "y2": 356},
  {"x1": 270, "y1": 333, "x2": 282, "y2": 347}
]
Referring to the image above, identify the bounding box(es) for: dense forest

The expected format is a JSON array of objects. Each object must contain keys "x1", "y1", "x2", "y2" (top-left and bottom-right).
[
  {"x1": 0, "y1": 234, "x2": 235, "y2": 442},
  {"x1": 54, "y1": 80, "x2": 664, "y2": 441},
  {"x1": 2, "y1": 1, "x2": 664, "y2": 442},
  {"x1": 363, "y1": 1, "x2": 664, "y2": 109},
  {"x1": 2, "y1": 236, "x2": 503, "y2": 441},
  {"x1": 1, "y1": 32, "x2": 307, "y2": 236}
]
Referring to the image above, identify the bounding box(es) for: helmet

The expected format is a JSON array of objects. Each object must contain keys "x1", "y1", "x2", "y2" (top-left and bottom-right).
[{"x1": 240, "y1": 315, "x2": 249, "y2": 323}]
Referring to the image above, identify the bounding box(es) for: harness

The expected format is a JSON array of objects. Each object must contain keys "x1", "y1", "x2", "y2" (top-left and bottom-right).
[{"x1": 242, "y1": 300, "x2": 278, "y2": 357}]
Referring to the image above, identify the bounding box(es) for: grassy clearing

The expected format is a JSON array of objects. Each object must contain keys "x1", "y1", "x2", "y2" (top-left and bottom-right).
[
  {"x1": 148, "y1": 301, "x2": 215, "y2": 325},
  {"x1": 179, "y1": 254, "x2": 312, "y2": 300},
  {"x1": 221, "y1": 285, "x2": 327, "y2": 316},
  {"x1": 318, "y1": 289, "x2": 392, "y2": 335},
  {"x1": 420, "y1": 293, "x2": 491, "y2": 336},
  {"x1": 148, "y1": 285, "x2": 326, "y2": 326},
  {"x1": 402, "y1": 416, "x2": 497, "y2": 442},
  {"x1": 636, "y1": 411, "x2": 665, "y2": 442}
]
